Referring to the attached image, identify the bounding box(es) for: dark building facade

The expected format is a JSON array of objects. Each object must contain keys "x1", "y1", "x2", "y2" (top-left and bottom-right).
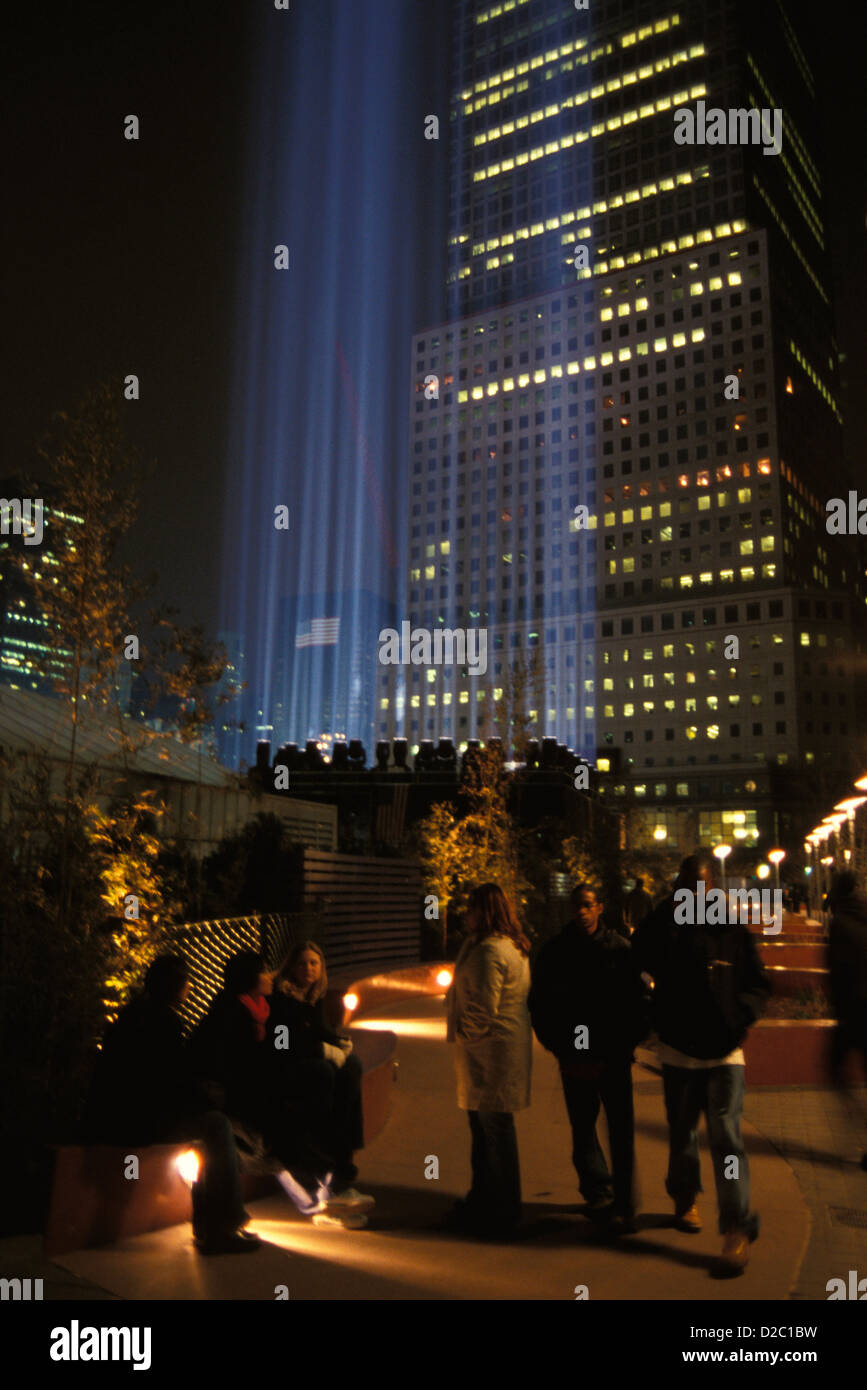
[{"x1": 384, "y1": 0, "x2": 865, "y2": 856}]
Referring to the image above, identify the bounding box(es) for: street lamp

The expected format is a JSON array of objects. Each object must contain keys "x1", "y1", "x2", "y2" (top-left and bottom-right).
[
  {"x1": 834, "y1": 797, "x2": 866, "y2": 870},
  {"x1": 713, "y1": 843, "x2": 732, "y2": 894},
  {"x1": 653, "y1": 825, "x2": 667, "y2": 841},
  {"x1": 768, "y1": 848, "x2": 786, "y2": 895}
]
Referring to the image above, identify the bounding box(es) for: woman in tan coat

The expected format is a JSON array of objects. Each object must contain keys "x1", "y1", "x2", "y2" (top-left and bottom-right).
[{"x1": 446, "y1": 882, "x2": 532, "y2": 1237}]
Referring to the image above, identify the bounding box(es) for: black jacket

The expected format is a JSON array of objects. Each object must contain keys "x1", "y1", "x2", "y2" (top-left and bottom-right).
[
  {"x1": 84, "y1": 995, "x2": 208, "y2": 1144},
  {"x1": 828, "y1": 890, "x2": 867, "y2": 1025},
  {"x1": 632, "y1": 897, "x2": 771, "y2": 1060},
  {"x1": 266, "y1": 991, "x2": 346, "y2": 1063},
  {"x1": 187, "y1": 990, "x2": 269, "y2": 1125},
  {"x1": 528, "y1": 921, "x2": 649, "y2": 1063}
]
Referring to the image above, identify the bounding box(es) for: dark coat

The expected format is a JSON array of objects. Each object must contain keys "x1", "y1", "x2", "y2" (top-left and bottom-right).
[
  {"x1": 624, "y1": 886, "x2": 654, "y2": 929},
  {"x1": 632, "y1": 897, "x2": 771, "y2": 1060},
  {"x1": 84, "y1": 995, "x2": 208, "y2": 1144},
  {"x1": 187, "y1": 990, "x2": 270, "y2": 1126},
  {"x1": 528, "y1": 921, "x2": 649, "y2": 1064},
  {"x1": 828, "y1": 890, "x2": 867, "y2": 1025},
  {"x1": 266, "y1": 992, "x2": 346, "y2": 1063}
]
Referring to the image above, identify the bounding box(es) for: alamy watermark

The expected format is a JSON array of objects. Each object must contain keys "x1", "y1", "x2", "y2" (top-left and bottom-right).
[
  {"x1": 674, "y1": 885, "x2": 782, "y2": 935},
  {"x1": 0, "y1": 497, "x2": 43, "y2": 546},
  {"x1": 378, "y1": 622, "x2": 487, "y2": 676},
  {"x1": 673, "y1": 101, "x2": 782, "y2": 157},
  {"x1": 825, "y1": 492, "x2": 867, "y2": 535}
]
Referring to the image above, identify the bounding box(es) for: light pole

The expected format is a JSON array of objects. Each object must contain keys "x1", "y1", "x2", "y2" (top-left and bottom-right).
[
  {"x1": 834, "y1": 797, "x2": 866, "y2": 873},
  {"x1": 822, "y1": 814, "x2": 847, "y2": 869},
  {"x1": 713, "y1": 843, "x2": 732, "y2": 896},
  {"x1": 768, "y1": 848, "x2": 786, "y2": 897}
]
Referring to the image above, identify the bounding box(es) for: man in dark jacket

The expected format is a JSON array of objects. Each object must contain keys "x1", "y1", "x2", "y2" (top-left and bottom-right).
[
  {"x1": 827, "y1": 871, "x2": 867, "y2": 1170},
  {"x1": 85, "y1": 954, "x2": 259, "y2": 1256},
  {"x1": 632, "y1": 850, "x2": 770, "y2": 1275},
  {"x1": 529, "y1": 883, "x2": 649, "y2": 1233}
]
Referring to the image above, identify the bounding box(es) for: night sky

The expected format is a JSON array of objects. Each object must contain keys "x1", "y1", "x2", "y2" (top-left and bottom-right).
[{"x1": 3, "y1": 0, "x2": 864, "y2": 648}]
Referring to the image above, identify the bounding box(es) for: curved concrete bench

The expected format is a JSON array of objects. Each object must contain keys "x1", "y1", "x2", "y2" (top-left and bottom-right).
[
  {"x1": 745, "y1": 1019, "x2": 867, "y2": 1086},
  {"x1": 45, "y1": 1024, "x2": 397, "y2": 1257}
]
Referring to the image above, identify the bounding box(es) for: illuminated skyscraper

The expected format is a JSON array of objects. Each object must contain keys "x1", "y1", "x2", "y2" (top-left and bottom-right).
[{"x1": 385, "y1": 0, "x2": 865, "y2": 849}]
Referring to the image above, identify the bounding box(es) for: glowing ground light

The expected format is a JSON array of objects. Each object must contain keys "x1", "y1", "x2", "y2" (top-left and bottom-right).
[
  {"x1": 175, "y1": 1150, "x2": 200, "y2": 1185},
  {"x1": 343, "y1": 993, "x2": 359, "y2": 1013},
  {"x1": 436, "y1": 969, "x2": 453, "y2": 989}
]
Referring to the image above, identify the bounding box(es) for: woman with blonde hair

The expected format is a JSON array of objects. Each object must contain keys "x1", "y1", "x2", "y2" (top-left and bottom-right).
[
  {"x1": 269, "y1": 940, "x2": 372, "y2": 1220},
  {"x1": 446, "y1": 883, "x2": 532, "y2": 1238}
]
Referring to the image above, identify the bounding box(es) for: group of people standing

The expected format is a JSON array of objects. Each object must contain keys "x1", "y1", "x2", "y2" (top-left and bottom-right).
[
  {"x1": 85, "y1": 941, "x2": 373, "y2": 1254},
  {"x1": 84, "y1": 856, "x2": 867, "y2": 1274},
  {"x1": 445, "y1": 852, "x2": 771, "y2": 1275}
]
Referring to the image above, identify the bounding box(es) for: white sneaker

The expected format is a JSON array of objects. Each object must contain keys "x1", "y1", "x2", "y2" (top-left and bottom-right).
[
  {"x1": 312, "y1": 1211, "x2": 369, "y2": 1230},
  {"x1": 325, "y1": 1187, "x2": 376, "y2": 1214}
]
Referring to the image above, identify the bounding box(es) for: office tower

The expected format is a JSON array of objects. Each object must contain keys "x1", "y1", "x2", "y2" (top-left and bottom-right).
[
  {"x1": 384, "y1": 0, "x2": 865, "y2": 849},
  {"x1": 0, "y1": 485, "x2": 75, "y2": 693}
]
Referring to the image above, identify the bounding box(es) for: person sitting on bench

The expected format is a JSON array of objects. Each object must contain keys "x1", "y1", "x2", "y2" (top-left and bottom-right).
[
  {"x1": 84, "y1": 953, "x2": 260, "y2": 1256},
  {"x1": 270, "y1": 941, "x2": 372, "y2": 1211},
  {"x1": 189, "y1": 950, "x2": 371, "y2": 1228}
]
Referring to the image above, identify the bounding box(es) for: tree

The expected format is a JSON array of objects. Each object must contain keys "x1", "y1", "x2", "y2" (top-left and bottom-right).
[
  {"x1": 11, "y1": 383, "x2": 241, "y2": 925},
  {"x1": 482, "y1": 650, "x2": 544, "y2": 760},
  {"x1": 416, "y1": 745, "x2": 532, "y2": 954}
]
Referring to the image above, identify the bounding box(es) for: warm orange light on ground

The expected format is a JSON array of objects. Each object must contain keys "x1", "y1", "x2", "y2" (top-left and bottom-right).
[
  {"x1": 436, "y1": 969, "x2": 453, "y2": 989},
  {"x1": 343, "y1": 992, "x2": 359, "y2": 1012},
  {"x1": 175, "y1": 1150, "x2": 200, "y2": 1185}
]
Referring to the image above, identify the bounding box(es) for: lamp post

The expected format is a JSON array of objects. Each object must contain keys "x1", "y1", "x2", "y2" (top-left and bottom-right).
[
  {"x1": 713, "y1": 842, "x2": 732, "y2": 895},
  {"x1": 834, "y1": 796, "x2": 867, "y2": 874},
  {"x1": 822, "y1": 814, "x2": 847, "y2": 868},
  {"x1": 768, "y1": 848, "x2": 786, "y2": 897}
]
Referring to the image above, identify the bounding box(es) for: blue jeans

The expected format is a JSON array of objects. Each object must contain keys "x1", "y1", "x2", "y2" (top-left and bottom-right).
[
  {"x1": 466, "y1": 1110, "x2": 521, "y2": 1231},
  {"x1": 662, "y1": 1064, "x2": 758, "y2": 1238}
]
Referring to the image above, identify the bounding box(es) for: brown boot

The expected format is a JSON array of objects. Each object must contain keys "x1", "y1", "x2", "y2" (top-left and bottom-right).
[
  {"x1": 719, "y1": 1231, "x2": 750, "y2": 1274},
  {"x1": 674, "y1": 1200, "x2": 701, "y2": 1233}
]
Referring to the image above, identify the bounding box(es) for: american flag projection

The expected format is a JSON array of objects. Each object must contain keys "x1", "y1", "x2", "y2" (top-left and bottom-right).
[{"x1": 295, "y1": 617, "x2": 340, "y2": 649}]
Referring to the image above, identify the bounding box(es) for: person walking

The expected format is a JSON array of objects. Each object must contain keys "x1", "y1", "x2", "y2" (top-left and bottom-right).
[
  {"x1": 529, "y1": 883, "x2": 649, "y2": 1234},
  {"x1": 84, "y1": 954, "x2": 260, "y2": 1256},
  {"x1": 445, "y1": 883, "x2": 532, "y2": 1238},
  {"x1": 827, "y1": 870, "x2": 867, "y2": 1171},
  {"x1": 632, "y1": 850, "x2": 770, "y2": 1275}
]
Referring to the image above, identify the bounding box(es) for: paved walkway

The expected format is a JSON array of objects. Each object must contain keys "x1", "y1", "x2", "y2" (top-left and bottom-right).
[
  {"x1": 744, "y1": 1087, "x2": 867, "y2": 1300},
  {"x1": 16, "y1": 994, "x2": 860, "y2": 1300}
]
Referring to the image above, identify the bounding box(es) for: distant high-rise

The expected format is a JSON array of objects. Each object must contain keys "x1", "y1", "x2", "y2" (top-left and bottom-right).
[
  {"x1": 0, "y1": 485, "x2": 75, "y2": 693},
  {"x1": 385, "y1": 0, "x2": 865, "y2": 850}
]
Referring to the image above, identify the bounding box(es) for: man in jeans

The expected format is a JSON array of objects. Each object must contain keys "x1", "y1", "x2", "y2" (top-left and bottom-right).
[
  {"x1": 529, "y1": 883, "x2": 649, "y2": 1235},
  {"x1": 633, "y1": 851, "x2": 770, "y2": 1274}
]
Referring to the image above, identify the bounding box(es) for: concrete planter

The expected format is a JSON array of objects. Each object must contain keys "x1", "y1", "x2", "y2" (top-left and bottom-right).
[{"x1": 745, "y1": 1019, "x2": 867, "y2": 1086}]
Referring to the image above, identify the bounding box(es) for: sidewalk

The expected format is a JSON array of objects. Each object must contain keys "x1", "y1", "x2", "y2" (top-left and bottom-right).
[{"x1": 9, "y1": 994, "x2": 858, "y2": 1301}]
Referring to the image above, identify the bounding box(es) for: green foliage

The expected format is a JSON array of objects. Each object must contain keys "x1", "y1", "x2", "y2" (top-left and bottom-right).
[
  {"x1": 416, "y1": 747, "x2": 533, "y2": 951},
  {"x1": 562, "y1": 803, "x2": 623, "y2": 908}
]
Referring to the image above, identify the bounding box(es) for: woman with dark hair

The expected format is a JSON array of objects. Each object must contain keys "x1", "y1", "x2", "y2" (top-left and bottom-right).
[
  {"x1": 269, "y1": 941, "x2": 373, "y2": 1218},
  {"x1": 189, "y1": 950, "x2": 368, "y2": 1226},
  {"x1": 445, "y1": 883, "x2": 533, "y2": 1238}
]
